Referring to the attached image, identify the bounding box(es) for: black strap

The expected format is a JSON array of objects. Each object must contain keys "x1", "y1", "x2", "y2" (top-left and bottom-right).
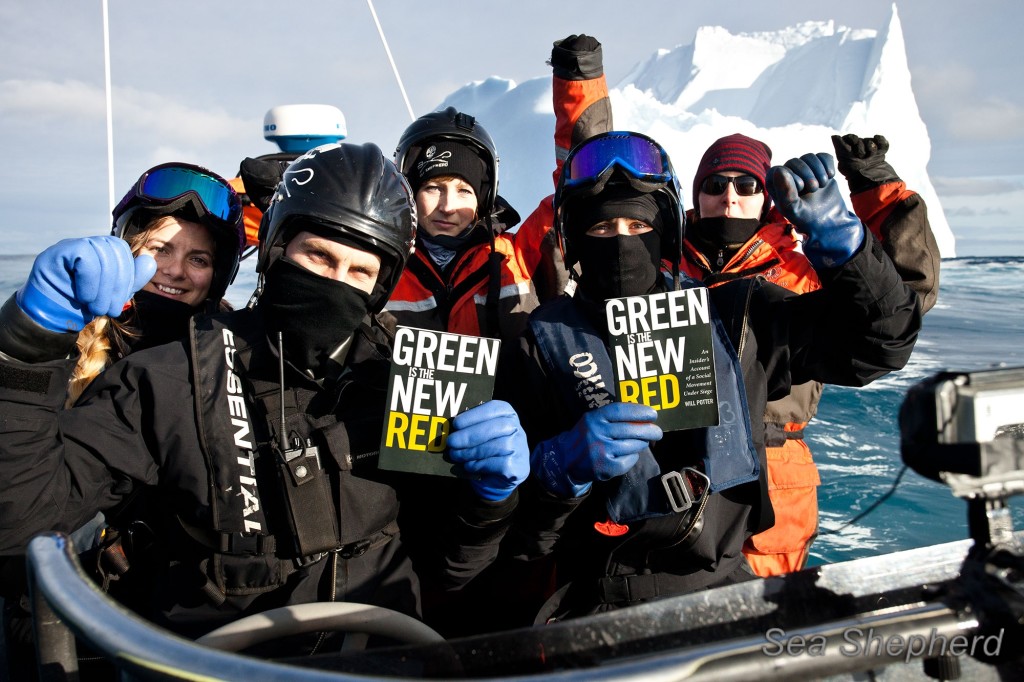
[
  {"x1": 596, "y1": 573, "x2": 665, "y2": 604},
  {"x1": 177, "y1": 514, "x2": 277, "y2": 555},
  {"x1": 764, "y1": 422, "x2": 806, "y2": 447},
  {"x1": 0, "y1": 362, "x2": 53, "y2": 395},
  {"x1": 484, "y1": 237, "x2": 504, "y2": 339}
]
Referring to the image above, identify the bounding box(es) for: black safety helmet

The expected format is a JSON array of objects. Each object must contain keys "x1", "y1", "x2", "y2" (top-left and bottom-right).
[
  {"x1": 257, "y1": 142, "x2": 417, "y2": 313},
  {"x1": 554, "y1": 131, "x2": 685, "y2": 278},
  {"x1": 112, "y1": 162, "x2": 245, "y2": 304},
  {"x1": 394, "y1": 106, "x2": 499, "y2": 218}
]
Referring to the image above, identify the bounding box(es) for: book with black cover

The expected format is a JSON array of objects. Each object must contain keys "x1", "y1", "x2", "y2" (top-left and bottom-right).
[
  {"x1": 605, "y1": 287, "x2": 719, "y2": 431},
  {"x1": 379, "y1": 326, "x2": 500, "y2": 475}
]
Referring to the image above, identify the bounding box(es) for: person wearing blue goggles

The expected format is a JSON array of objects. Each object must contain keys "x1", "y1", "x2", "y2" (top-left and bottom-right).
[
  {"x1": 112, "y1": 162, "x2": 245, "y2": 306},
  {"x1": 554, "y1": 131, "x2": 685, "y2": 301},
  {"x1": 501, "y1": 128, "x2": 922, "y2": 623},
  {"x1": 0, "y1": 161, "x2": 246, "y2": 408}
]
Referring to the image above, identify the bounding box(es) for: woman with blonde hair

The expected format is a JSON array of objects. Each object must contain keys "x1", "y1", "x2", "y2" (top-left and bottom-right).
[
  {"x1": 0, "y1": 161, "x2": 245, "y2": 677},
  {"x1": 3, "y1": 162, "x2": 244, "y2": 400},
  {"x1": 60, "y1": 162, "x2": 245, "y2": 404}
]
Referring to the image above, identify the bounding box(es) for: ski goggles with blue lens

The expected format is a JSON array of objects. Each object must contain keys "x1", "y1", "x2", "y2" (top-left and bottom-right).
[
  {"x1": 119, "y1": 163, "x2": 241, "y2": 223},
  {"x1": 564, "y1": 132, "x2": 674, "y2": 188}
]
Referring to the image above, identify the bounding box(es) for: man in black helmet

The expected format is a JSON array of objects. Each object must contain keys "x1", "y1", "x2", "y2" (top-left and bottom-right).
[{"x1": 0, "y1": 143, "x2": 529, "y2": 652}]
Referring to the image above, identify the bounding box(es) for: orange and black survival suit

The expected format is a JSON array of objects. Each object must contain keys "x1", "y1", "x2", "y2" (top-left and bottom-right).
[{"x1": 681, "y1": 133, "x2": 939, "y2": 576}]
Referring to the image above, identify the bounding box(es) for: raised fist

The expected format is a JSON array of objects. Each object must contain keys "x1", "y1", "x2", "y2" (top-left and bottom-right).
[
  {"x1": 767, "y1": 153, "x2": 865, "y2": 270},
  {"x1": 831, "y1": 133, "x2": 900, "y2": 193}
]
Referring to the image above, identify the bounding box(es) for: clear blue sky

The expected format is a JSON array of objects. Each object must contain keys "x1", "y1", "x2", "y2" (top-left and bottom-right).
[{"x1": 1, "y1": 1, "x2": 1021, "y2": 255}]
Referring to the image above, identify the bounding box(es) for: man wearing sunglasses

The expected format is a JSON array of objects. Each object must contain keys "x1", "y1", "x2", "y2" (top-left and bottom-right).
[
  {"x1": 0, "y1": 143, "x2": 530, "y2": 656},
  {"x1": 682, "y1": 133, "x2": 940, "y2": 578}
]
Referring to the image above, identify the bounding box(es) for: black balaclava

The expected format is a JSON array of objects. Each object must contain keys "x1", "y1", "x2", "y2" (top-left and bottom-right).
[
  {"x1": 690, "y1": 216, "x2": 762, "y2": 251},
  {"x1": 259, "y1": 257, "x2": 371, "y2": 378},
  {"x1": 577, "y1": 230, "x2": 663, "y2": 303},
  {"x1": 121, "y1": 290, "x2": 196, "y2": 352},
  {"x1": 573, "y1": 186, "x2": 665, "y2": 302}
]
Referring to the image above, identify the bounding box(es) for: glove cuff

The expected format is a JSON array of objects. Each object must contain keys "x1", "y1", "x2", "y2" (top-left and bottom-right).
[
  {"x1": 531, "y1": 442, "x2": 591, "y2": 498},
  {"x1": 0, "y1": 295, "x2": 79, "y2": 362},
  {"x1": 473, "y1": 482, "x2": 516, "y2": 502},
  {"x1": 464, "y1": 485, "x2": 519, "y2": 513},
  {"x1": 550, "y1": 44, "x2": 604, "y2": 81},
  {"x1": 843, "y1": 163, "x2": 901, "y2": 194},
  {"x1": 15, "y1": 286, "x2": 86, "y2": 333},
  {"x1": 804, "y1": 218, "x2": 866, "y2": 270}
]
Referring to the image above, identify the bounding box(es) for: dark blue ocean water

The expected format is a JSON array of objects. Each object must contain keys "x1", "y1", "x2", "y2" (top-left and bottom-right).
[
  {"x1": 807, "y1": 256, "x2": 1024, "y2": 565},
  {"x1": 1, "y1": 255, "x2": 1021, "y2": 567}
]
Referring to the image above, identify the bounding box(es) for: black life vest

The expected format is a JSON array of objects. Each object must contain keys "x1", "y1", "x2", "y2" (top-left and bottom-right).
[
  {"x1": 527, "y1": 280, "x2": 759, "y2": 525},
  {"x1": 186, "y1": 309, "x2": 383, "y2": 602}
]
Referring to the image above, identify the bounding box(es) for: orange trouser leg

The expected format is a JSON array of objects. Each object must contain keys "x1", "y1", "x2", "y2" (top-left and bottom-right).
[{"x1": 744, "y1": 438, "x2": 821, "y2": 577}]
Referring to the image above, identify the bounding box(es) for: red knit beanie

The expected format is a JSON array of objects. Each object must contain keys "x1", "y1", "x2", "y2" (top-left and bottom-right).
[{"x1": 692, "y1": 133, "x2": 773, "y2": 210}]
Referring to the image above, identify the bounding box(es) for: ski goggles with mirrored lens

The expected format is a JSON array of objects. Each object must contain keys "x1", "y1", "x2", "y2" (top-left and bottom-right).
[
  {"x1": 699, "y1": 174, "x2": 763, "y2": 197},
  {"x1": 565, "y1": 132, "x2": 674, "y2": 188},
  {"x1": 120, "y1": 163, "x2": 242, "y2": 223}
]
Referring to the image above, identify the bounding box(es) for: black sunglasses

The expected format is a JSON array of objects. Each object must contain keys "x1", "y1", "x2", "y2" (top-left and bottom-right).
[{"x1": 700, "y1": 174, "x2": 762, "y2": 196}]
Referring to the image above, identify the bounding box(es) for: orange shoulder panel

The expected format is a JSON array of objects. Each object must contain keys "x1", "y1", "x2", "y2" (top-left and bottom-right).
[{"x1": 850, "y1": 181, "x2": 915, "y2": 242}]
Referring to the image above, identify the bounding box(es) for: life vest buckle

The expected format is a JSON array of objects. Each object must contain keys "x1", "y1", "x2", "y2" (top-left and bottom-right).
[
  {"x1": 661, "y1": 467, "x2": 710, "y2": 513},
  {"x1": 294, "y1": 551, "x2": 327, "y2": 568},
  {"x1": 337, "y1": 538, "x2": 372, "y2": 560}
]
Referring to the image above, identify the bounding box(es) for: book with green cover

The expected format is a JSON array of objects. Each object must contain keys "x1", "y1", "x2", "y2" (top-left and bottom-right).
[{"x1": 378, "y1": 326, "x2": 500, "y2": 476}]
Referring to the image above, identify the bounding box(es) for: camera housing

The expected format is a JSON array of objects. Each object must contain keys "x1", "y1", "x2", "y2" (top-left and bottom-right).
[{"x1": 901, "y1": 366, "x2": 1024, "y2": 501}]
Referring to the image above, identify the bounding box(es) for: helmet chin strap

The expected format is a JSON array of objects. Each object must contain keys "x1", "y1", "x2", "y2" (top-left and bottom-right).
[{"x1": 246, "y1": 272, "x2": 265, "y2": 310}]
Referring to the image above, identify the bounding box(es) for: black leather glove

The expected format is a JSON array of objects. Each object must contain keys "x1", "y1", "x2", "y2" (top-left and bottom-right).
[
  {"x1": 830, "y1": 134, "x2": 900, "y2": 194},
  {"x1": 238, "y1": 156, "x2": 292, "y2": 212},
  {"x1": 549, "y1": 34, "x2": 603, "y2": 81}
]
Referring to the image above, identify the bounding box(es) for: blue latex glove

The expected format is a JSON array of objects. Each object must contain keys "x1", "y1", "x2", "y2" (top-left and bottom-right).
[
  {"x1": 530, "y1": 402, "x2": 663, "y2": 498},
  {"x1": 16, "y1": 236, "x2": 157, "y2": 333},
  {"x1": 766, "y1": 152, "x2": 866, "y2": 270},
  {"x1": 447, "y1": 400, "x2": 530, "y2": 502}
]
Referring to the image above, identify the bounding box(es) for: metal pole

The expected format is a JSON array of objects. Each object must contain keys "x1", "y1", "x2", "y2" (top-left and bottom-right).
[
  {"x1": 365, "y1": 0, "x2": 416, "y2": 122},
  {"x1": 101, "y1": 0, "x2": 115, "y2": 216}
]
